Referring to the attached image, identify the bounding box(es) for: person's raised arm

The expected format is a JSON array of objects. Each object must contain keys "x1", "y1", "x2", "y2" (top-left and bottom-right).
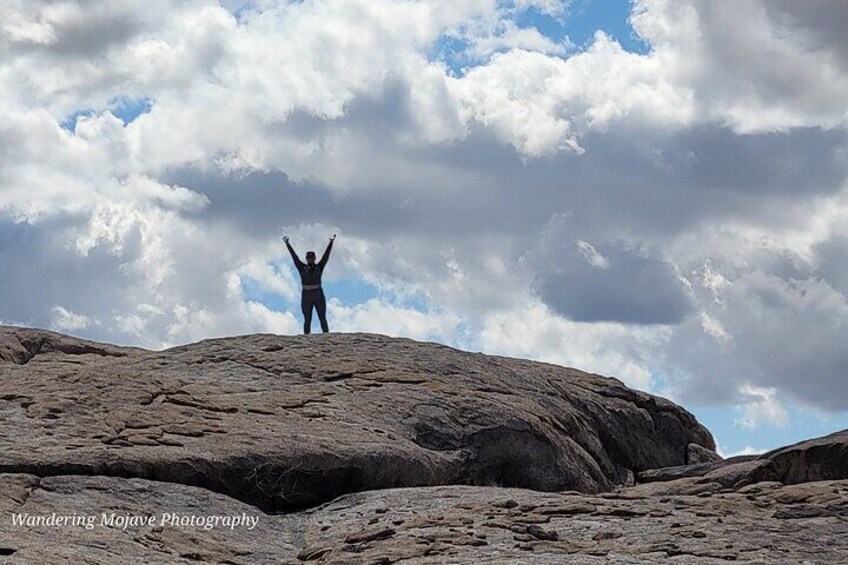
[
  {"x1": 283, "y1": 235, "x2": 304, "y2": 268},
  {"x1": 319, "y1": 234, "x2": 336, "y2": 268}
]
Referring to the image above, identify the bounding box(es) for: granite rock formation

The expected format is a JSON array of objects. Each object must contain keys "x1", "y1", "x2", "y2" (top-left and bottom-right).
[
  {"x1": 1, "y1": 326, "x2": 846, "y2": 563},
  {"x1": 0, "y1": 326, "x2": 713, "y2": 511}
]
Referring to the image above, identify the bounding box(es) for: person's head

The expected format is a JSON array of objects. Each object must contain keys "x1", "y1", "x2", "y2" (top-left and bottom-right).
[{"x1": 306, "y1": 251, "x2": 316, "y2": 265}]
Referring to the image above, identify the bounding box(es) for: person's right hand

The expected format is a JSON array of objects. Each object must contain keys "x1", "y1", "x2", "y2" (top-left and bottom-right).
[{"x1": 282, "y1": 235, "x2": 289, "y2": 243}]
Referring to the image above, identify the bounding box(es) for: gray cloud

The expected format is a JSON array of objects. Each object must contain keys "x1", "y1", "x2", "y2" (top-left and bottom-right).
[
  {"x1": 0, "y1": 217, "x2": 135, "y2": 343},
  {"x1": 164, "y1": 121, "x2": 848, "y2": 243},
  {"x1": 526, "y1": 215, "x2": 693, "y2": 325},
  {"x1": 666, "y1": 265, "x2": 848, "y2": 411},
  {"x1": 764, "y1": 1, "x2": 848, "y2": 72},
  {"x1": 815, "y1": 235, "x2": 848, "y2": 296},
  {"x1": 533, "y1": 242, "x2": 693, "y2": 325}
]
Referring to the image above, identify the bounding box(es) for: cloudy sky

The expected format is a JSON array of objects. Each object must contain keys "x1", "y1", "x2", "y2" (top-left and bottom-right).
[{"x1": 2, "y1": 0, "x2": 848, "y2": 456}]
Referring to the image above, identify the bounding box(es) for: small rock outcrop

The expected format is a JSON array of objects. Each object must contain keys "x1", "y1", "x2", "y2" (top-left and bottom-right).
[
  {"x1": 0, "y1": 327, "x2": 132, "y2": 365},
  {"x1": 637, "y1": 429, "x2": 848, "y2": 491},
  {"x1": 760, "y1": 429, "x2": 848, "y2": 484},
  {"x1": 687, "y1": 442, "x2": 723, "y2": 465}
]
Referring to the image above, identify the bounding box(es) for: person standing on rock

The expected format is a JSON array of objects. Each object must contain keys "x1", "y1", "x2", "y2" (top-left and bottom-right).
[{"x1": 283, "y1": 234, "x2": 335, "y2": 334}]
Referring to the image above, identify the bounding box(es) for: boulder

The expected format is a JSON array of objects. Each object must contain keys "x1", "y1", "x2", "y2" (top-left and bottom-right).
[
  {"x1": 637, "y1": 455, "x2": 758, "y2": 484},
  {"x1": 0, "y1": 326, "x2": 713, "y2": 512},
  {"x1": 638, "y1": 462, "x2": 722, "y2": 484},
  {"x1": 687, "y1": 443, "x2": 723, "y2": 465},
  {"x1": 637, "y1": 430, "x2": 848, "y2": 493}
]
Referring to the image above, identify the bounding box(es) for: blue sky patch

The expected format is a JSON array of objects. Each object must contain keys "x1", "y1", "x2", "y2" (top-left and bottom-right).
[
  {"x1": 549, "y1": 0, "x2": 649, "y2": 53},
  {"x1": 60, "y1": 96, "x2": 153, "y2": 132},
  {"x1": 222, "y1": 0, "x2": 256, "y2": 23},
  {"x1": 60, "y1": 109, "x2": 97, "y2": 132},
  {"x1": 108, "y1": 96, "x2": 154, "y2": 125},
  {"x1": 329, "y1": 277, "x2": 380, "y2": 305},
  {"x1": 430, "y1": 35, "x2": 474, "y2": 76},
  {"x1": 689, "y1": 404, "x2": 848, "y2": 456},
  {"x1": 433, "y1": 0, "x2": 648, "y2": 75},
  {"x1": 239, "y1": 275, "x2": 290, "y2": 312}
]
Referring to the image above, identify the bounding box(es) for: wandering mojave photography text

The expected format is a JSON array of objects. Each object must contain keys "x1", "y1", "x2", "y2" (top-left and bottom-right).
[{"x1": 10, "y1": 512, "x2": 259, "y2": 531}]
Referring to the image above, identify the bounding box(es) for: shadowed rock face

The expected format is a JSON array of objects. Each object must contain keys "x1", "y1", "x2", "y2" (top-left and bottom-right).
[
  {"x1": 637, "y1": 429, "x2": 848, "y2": 490},
  {"x1": 761, "y1": 429, "x2": 848, "y2": 485},
  {"x1": 3, "y1": 474, "x2": 848, "y2": 563},
  {"x1": 0, "y1": 326, "x2": 713, "y2": 512}
]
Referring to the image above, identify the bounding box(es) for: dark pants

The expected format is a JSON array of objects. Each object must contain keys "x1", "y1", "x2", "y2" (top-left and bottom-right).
[{"x1": 301, "y1": 289, "x2": 328, "y2": 334}]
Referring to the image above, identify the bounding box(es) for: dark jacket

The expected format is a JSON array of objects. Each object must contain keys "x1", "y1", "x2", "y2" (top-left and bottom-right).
[{"x1": 286, "y1": 240, "x2": 333, "y2": 288}]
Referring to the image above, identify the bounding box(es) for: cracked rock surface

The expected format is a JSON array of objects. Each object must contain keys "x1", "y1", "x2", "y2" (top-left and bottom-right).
[
  {"x1": 0, "y1": 326, "x2": 713, "y2": 512},
  {"x1": 3, "y1": 474, "x2": 847, "y2": 563},
  {"x1": 1, "y1": 326, "x2": 846, "y2": 563},
  {"x1": 290, "y1": 479, "x2": 848, "y2": 563}
]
